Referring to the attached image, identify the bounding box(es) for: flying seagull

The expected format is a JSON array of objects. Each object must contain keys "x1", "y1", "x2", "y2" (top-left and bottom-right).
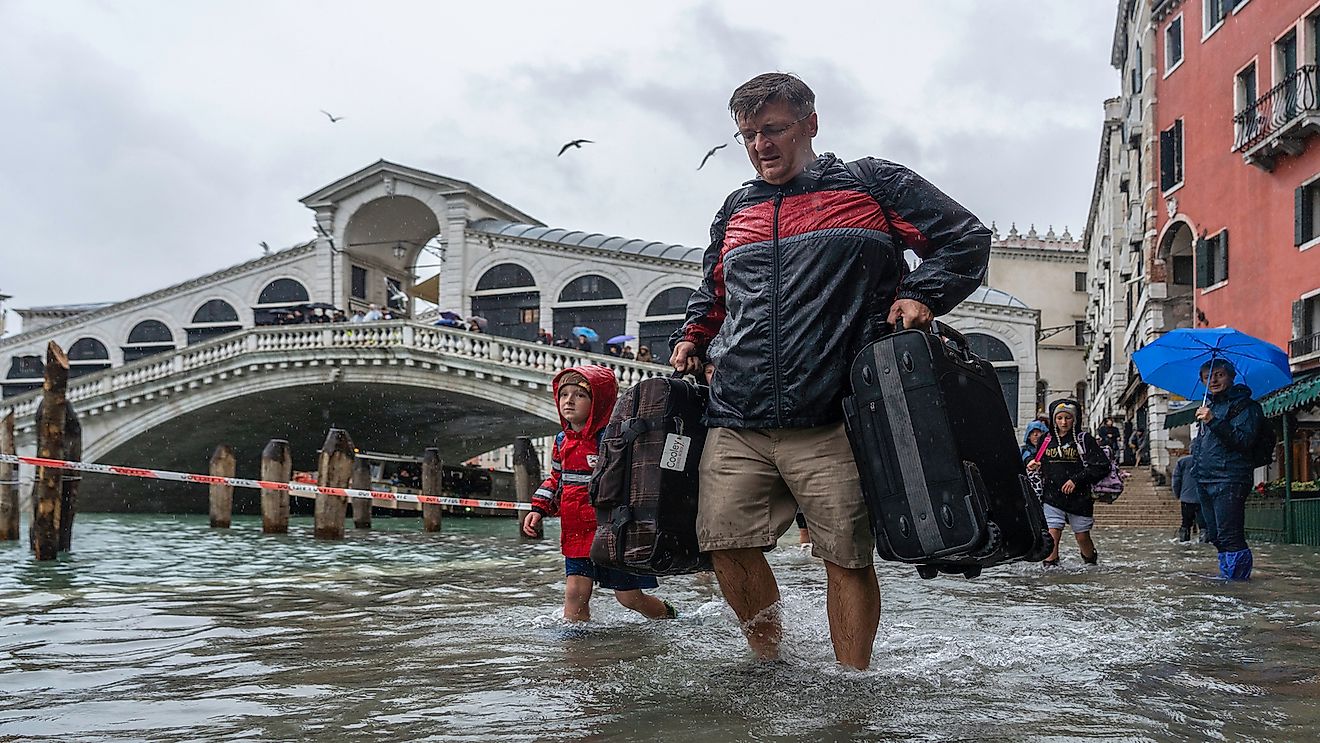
[
  {"x1": 698, "y1": 143, "x2": 729, "y2": 170},
  {"x1": 320, "y1": 110, "x2": 345, "y2": 123},
  {"x1": 558, "y1": 139, "x2": 593, "y2": 156}
]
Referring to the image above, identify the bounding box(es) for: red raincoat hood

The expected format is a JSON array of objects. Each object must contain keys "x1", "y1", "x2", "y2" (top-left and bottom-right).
[{"x1": 552, "y1": 365, "x2": 618, "y2": 437}]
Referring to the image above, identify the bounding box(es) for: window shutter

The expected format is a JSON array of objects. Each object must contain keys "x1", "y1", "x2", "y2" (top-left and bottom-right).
[
  {"x1": 1195, "y1": 237, "x2": 1209, "y2": 288},
  {"x1": 1294, "y1": 299, "x2": 1306, "y2": 338},
  {"x1": 1161, "y1": 128, "x2": 1175, "y2": 191},
  {"x1": 1217, "y1": 230, "x2": 1229, "y2": 283},
  {"x1": 1298, "y1": 185, "x2": 1312, "y2": 245}
]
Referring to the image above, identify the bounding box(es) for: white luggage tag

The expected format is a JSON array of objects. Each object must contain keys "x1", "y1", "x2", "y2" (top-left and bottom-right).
[{"x1": 661, "y1": 433, "x2": 692, "y2": 471}]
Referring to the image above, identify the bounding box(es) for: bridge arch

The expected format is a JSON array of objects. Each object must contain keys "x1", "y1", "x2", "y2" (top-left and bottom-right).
[
  {"x1": 187, "y1": 298, "x2": 243, "y2": 345},
  {"x1": 638, "y1": 285, "x2": 696, "y2": 356},
  {"x1": 253, "y1": 277, "x2": 311, "y2": 325}
]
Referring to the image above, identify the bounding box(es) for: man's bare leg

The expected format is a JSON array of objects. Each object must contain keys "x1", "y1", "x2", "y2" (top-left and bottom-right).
[
  {"x1": 824, "y1": 560, "x2": 880, "y2": 670},
  {"x1": 711, "y1": 547, "x2": 782, "y2": 660}
]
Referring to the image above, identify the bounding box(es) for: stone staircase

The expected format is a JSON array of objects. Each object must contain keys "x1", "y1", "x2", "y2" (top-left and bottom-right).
[{"x1": 1091, "y1": 468, "x2": 1182, "y2": 529}]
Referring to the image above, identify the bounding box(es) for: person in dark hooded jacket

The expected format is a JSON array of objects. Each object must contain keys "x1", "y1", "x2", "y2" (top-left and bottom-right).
[
  {"x1": 1026, "y1": 398, "x2": 1111, "y2": 567},
  {"x1": 1192, "y1": 358, "x2": 1263, "y2": 580},
  {"x1": 1020, "y1": 420, "x2": 1049, "y2": 463}
]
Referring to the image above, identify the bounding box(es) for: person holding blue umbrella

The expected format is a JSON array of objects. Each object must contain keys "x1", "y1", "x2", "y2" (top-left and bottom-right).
[
  {"x1": 1132, "y1": 326, "x2": 1289, "y2": 581},
  {"x1": 1191, "y1": 359, "x2": 1264, "y2": 581}
]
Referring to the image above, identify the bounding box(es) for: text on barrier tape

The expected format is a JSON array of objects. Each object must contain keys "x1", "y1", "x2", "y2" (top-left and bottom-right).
[{"x1": 0, "y1": 453, "x2": 533, "y2": 511}]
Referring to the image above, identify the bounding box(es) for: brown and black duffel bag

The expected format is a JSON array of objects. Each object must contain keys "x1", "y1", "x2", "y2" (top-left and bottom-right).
[{"x1": 589, "y1": 373, "x2": 710, "y2": 575}]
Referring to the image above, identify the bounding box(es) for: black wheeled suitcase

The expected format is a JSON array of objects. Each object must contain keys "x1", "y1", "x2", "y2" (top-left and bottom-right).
[
  {"x1": 589, "y1": 374, "x2": 712, "y2": 576},
  {"x1": 842, "y1": 322, "x2": 1053, "y2": 579}
]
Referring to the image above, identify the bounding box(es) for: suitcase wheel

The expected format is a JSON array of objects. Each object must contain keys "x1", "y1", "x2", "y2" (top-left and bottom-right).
[
  {"x1": 961, "y1": 566, "x2": 982, "y2": 579},
  {"x1": 970, "y1": 521, "x2": 1003, "y2": 560},
  {"x1": 916, "y1": 565, "x2": 939, "y2": 580}
]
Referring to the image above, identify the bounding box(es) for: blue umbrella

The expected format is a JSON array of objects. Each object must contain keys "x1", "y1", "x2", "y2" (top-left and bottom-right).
[
  {"x1": 1132, "y1": 327, "x2": 1291, "y2": 401},
  {"x1": 572, "y1": 326, "x2": 599, "y2": 342},
  {"x1": 440, "y1": 310, "x2": 463, "y2": 321},
  {"x1": 607, "y1": 334, "x2": 636, "y2": 345}
]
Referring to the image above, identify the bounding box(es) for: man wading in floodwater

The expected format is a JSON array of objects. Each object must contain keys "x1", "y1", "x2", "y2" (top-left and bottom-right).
[{"x1": 671, "y1": 73, "x2": 990, "y2": 669}]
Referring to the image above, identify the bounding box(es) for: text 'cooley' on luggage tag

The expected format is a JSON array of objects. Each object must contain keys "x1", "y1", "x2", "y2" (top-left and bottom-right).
[{"x1": 661, "y1": 434, "x2": 692, "y2": 471}]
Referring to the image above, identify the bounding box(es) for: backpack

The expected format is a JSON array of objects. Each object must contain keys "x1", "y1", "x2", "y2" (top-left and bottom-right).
[
  {"x1": 1226, "y1": 399, "x2": 1276, "y2": 468},
  {"x1": 1079, "y1": 434, "x2": 1127, "y2": 503}
]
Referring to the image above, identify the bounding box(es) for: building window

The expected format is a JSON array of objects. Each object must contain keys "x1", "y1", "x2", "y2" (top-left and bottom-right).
[
  {"x1": 351, "y1": 265, "x2": 367, "y2": 299},
  {"x1": 1165, "y1": 15, "x2": 1183, "y2": 72},
  {"x1": 1197, "y1": 230, "x2": 1229, "y2": 287},
  {"x1": 520, "y1": 307, "x2": 540, "y2": 324},
  {"x1": 1172, "y1": 255, "x2": 1195, "y2": 285},
  {"x1": 476, "y1": 263, "x2": 536, "y2": 291},
  {"x1": 1074, "y1": 272, "x2": 1087, "y2": 292},
  {"x1": 1277, "y1": 31, "x2": 1299, "y2": 118},
  {"x1": 1074, "y1": 320, "x2": 1086, "y2": 347},
  {"x1": 1234, "y1": 62, "x2": 1260, "y2": 146},
  {"x1": 1203, "y1": 0, "x2": 1244, "y2": 35},
  {"x1": 1131, "y1": 43, "x2": 1143, "y2": 94},
  {"x1": 1297, "y1": 180, "x2": 1320, "y2": 246},
  {"x1": 257, "y1": 278, "x2": 309, "y2": 305},
  {"x1": 1292, "y1": 295, "x2": 1320, "y2": 358},
  {"x1": 1160, "y1": 120, "x2": 1184, "y2": 192}
]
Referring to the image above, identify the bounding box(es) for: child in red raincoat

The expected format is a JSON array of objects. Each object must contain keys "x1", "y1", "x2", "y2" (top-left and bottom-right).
[{"x1": 521, "y1": 365, "x2": 676, "y2": 622}]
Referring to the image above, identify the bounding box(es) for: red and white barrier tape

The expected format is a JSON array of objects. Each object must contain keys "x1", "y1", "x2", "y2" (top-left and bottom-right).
[{"x1": 0, "y1": 453, "x2": 532, "y2": 511}]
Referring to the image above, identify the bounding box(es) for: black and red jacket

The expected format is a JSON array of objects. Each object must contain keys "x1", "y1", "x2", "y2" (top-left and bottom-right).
[{"x1": 675, "y1": 153, "x2": 990, "y2": 429}]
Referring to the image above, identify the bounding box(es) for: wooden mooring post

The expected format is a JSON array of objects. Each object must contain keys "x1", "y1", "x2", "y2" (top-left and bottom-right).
[
  {"x1": 260, "y1": 439, "x2": 292, "y2": 534},
  {"x1": 315, "y1": 429, "x2": 353, "y2": 540},
  {"x1": 421, "y1": 448, "x2": 442, "y2": 533},
  {"x1": 513, "y1": 436, "x2": 542, "y2": 539},
  {"x1": 209, "y1": 444, "x2": 236, "y2": 528},
  {"x1": 31, "y1": 341, "x2": 69, "y2": 561},
  {"x1": 351, "y1": 458, "x2": 372, "y2": 530},
  {"x1": 58, "y1": 404, "x2": 81, "y2": 553},
  {"x1": 0, "y1": 411, "x2": 17, "y2": 541}
]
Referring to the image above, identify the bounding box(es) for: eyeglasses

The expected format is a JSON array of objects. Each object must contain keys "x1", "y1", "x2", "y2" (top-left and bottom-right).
[{"x1": 734, "y1": 112, "x2": 813, "y2": 145}]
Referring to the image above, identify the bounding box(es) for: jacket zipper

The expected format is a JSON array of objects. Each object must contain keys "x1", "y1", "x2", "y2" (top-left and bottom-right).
[{"x1": 772, "y1": 190, "x2": 784, "y2": 427}]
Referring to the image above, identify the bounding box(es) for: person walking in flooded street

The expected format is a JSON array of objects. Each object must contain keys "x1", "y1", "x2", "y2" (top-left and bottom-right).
[
  {"x1": 1027, "y1": 399, "x2": 1111, "y2": 567},
  {"x1": 670, "y1": 72, "x2": 990, "y2": 669},
  {"x1": 1192, "y1": 359, "x2": 1264, "y2": 580}
]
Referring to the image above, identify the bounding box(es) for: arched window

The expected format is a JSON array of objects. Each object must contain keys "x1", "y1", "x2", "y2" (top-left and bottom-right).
[
  {"x1": 68, "y1": 338, "x2": 112, "y2": 379},
  {"x1": 472, "y1": 264, "x2": 541, "y2": 341},
  {"x1": 965, "y1": 332, "x2": 1020, "y2": 425},
  {"x1": 1036, "y1": 379, "x2": 1050, "y2": 417},
  {"x1": 3, "y1": 355, "x2": 44, "y2": 398},
  {"x1": 257, "y1": 278, "x2": 309, "y2": 305},
  {"x1": 191, "y1": 299, "x2": 239, "y2": 324},
  {"x1": 558, "y1": 275, "x2": 622, "y2": 302},
  {"x1": 68, "y1": 338, "x2": 110, "y2": 361},
  {"x1": 476, "y1": 264, "x2": 536, "y2": 291},
  {"x1": 639, "y1": 287, "x2": 696, "y2": 358},
  {"x1": 554, "y1": 274, "x2": 626, "y2": 347},
  {"x1": 123, "y1": 320, "x2": 176, "y2": 362},
  {"x1": 188, "y1": 299, "x2": 243, "y2": 344}
]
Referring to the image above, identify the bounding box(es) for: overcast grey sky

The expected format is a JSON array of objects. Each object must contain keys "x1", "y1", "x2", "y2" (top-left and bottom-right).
[{"x1": 0, "y1": 0, "x2": 1117, "y2": 334}]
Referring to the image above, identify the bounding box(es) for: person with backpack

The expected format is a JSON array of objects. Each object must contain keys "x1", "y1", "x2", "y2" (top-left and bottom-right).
[
  {"x1": 1192, "y1": 358, "x2": 1266, "y2": 580},
  {"x1": 1025, "y1": 398, "x2": 1111, "y2": 567}
]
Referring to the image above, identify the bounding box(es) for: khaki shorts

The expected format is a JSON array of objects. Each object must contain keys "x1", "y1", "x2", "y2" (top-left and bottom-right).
[{"x1": 697, "y1": 423, "x2": 874, "y2": 569}]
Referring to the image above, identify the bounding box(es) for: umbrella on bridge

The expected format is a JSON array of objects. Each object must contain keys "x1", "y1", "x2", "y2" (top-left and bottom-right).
[
  {"x1": 607, "y1": 334, "x2": 636, "y2": 345},
  {"x1": 1132, "y1": 327, "x2": 1292, "y2": 401},
  {"x1": 572, "y1": 326, "x2": 599, "y2": 342},
  {"x1": 466, "y1": 316, "x2": 488, "y2": 331},
  {"x1": 439, "y1": 310, "x2": 463, "y2": 321}
]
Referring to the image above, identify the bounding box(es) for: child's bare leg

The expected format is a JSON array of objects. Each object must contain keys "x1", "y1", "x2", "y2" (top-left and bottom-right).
[
  {"x1": 614, "y1": 589, "x2": 673, "y2": 619},
  {"x1": 564, "y1": 575, "x2": 593, "y2": 622}
]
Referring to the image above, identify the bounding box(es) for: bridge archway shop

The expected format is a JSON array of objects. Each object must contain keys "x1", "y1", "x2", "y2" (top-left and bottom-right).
[
  {"x1": 554, "y1": 274, "x2": 626, "y2": 345},
  {"x1": 471, "y1": 263, "x2": 541, "y2": 341}
]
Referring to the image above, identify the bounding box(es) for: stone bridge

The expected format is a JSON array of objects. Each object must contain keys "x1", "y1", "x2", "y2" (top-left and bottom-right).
[{"x1": 4, "y1": 322, "x2": 664, "y2": 511}]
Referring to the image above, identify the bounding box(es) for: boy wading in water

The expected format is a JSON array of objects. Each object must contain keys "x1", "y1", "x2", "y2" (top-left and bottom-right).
[{"x1": 521, "y1": 365, "x2": 676, "y2": 622}]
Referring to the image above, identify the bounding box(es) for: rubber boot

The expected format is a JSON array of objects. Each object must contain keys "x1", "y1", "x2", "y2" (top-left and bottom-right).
[
  {"x1": 1218, "y1": 548, "x2": 1253, "y2": 581},
  {"x1": 1082, "y1": 550, "x2": 1099, "y2": 566},
  {"x1": 1177, "y1": 526, "x2": 1190, "y2": 542}
]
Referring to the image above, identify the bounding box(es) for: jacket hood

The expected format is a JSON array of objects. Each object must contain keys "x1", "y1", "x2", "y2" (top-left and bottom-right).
[
  {"x1": 552, "y1": 365, "x2": 618, "y2": 437},
  {"x1": 1046, "y1": 398, "x2": 1083, "y2": 438},
  {"x1": 1211, "y1": 382, "x2": 1254, "y2": 404},
  {"x1": 1022, "y1": 420, "x2": 1049, "y2": 446}
]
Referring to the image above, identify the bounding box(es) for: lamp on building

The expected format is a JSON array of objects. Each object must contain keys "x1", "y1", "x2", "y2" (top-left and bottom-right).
[{"x1": 392, "y1": 242, "x2": 407, "y2": 260}]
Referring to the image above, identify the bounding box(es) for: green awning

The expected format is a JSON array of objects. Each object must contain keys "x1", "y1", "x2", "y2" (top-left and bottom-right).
[
  {"x1": 1165, "y1": 405, "x2": 1199, "y2": 429},
  {"x1": 1261, "y1": 371, "x2": 1320, "y2": 417}
]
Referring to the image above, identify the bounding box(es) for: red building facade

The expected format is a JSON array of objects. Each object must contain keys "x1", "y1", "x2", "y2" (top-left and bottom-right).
[{"x1": 1154, "y1": 0, "x2": 1320, "y2": 370}]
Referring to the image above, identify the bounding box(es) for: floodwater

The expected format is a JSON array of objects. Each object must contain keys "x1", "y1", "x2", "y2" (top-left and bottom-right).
[{"x1": 2, "y1": 514, "x2": 1319, "y2": 742}]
